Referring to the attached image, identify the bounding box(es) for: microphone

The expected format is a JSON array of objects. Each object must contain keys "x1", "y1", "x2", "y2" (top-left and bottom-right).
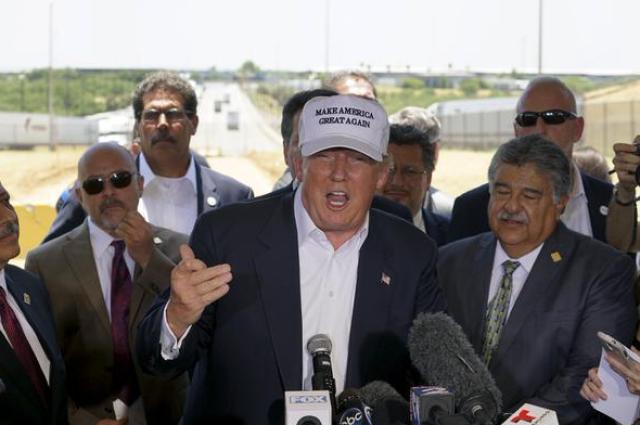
[
  {"x1": 285, "y1": 390, "x2": 333, "y2": 425},
  {"x1": 500, "y1": 403, "x2": 558, "y2": 425},
  {"x1": 307, "y1": 334, "x2": 337, "y2": 414},
  {"x1": 359, "y1": 380, "x2": 410, "y2": 425},
  {"x1": 336, "y1": 389, "x2": 373, "y2": 425},
  {"x1": 410, "y1": 386, "x2": 454, "y2": 424},
  {"x1": 408, "y1": 312, "x2": 502, "y2": 425}
]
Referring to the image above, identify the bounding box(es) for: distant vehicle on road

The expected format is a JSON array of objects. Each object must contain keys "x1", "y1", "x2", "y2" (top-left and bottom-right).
[
  {"x1": 227, "y1": 111, "x2": 239, "y2": 130},
  {"x1": 214, "y1": 100, "x2": 222, "y2": 113}
]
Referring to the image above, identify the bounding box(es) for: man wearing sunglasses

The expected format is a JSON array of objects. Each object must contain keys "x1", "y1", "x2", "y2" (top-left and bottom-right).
[
  {"x1": 25, "y1": 142, "x2": 189, "y2": 425},
  {"x1": 43, "y1": 71, "x2": 254, "y2": 242},
  {"x1": 448, "y1": 76, "x2": 612, "y2": 244}
]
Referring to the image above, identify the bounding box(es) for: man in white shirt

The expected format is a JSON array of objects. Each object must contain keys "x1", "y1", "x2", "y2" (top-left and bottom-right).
[
  {"x1": 449, "y1": 76, "x2": 612, "y2": 243},
  {"x1": 438, "y1": 135, "x2": 635, "y2": 423},
  {"x1": 137, "y1": 94, "x2": 446, "y2": 424},
  {"x1": 44, "y1": 72, "x2": 254, "y2": 241},
  {"x1": 26, "y1": 142, "x2": 188, "y2": 425},
  {"x1": 0, "y1": 181, "x2": 68, "y2": 425}
]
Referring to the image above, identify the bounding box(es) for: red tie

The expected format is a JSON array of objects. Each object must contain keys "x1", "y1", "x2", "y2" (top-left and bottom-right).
[
  {"x1": 0, "y1": 286, "x2": 49, "y2": 406},
  {"x1": 110, "y1": 240, "x2": 139, "y2": 405}
]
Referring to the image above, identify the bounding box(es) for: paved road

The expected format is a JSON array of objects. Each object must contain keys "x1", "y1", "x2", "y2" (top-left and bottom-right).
[{"x1": 191, "y1": 82, "x2": 281, "y2": 156}]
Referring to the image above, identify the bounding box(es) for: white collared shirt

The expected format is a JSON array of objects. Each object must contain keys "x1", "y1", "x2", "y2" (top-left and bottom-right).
[
  {"x1": 413, "y1": 210, "x2": 426, "y2": 233},
  {"x1": 295, "y1": 185, "x2": 368, "y2": 395},
  {"x1": 87, "y1": 219, "x2": 135, "y2": 320},
  {"x1": 560, "y1": 162, "x2": 593, "y2": 237},
  {"x1": 487, "y1": 242, "x2": 543, "y2": 319},
  {"x1": 0, "y1": 268, "x2": 50, "y2": 383},
  {"x1": 137, "y1": 152, "x2": 198, "y2": 235}
]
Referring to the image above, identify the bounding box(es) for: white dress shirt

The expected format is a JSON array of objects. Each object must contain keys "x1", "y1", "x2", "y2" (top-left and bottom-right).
[
  {"x1": 561, "y1": 162, "x2": 593, "y2": 237},
  {"x1": 137, "y1": 152, "x2": 198, "y2": 235},
  {"x1": 0, "y1": 268, "x2": 50, "y2": 383},
  {"x1": 487, "y1": 242, "x2": 543, "y2": 318},
  {"x1": 87, "y1": 219, "x2": 135, "y2": 320},
  {"x1": 295, "y1": 185, "x2": 368, "y2": 394}
]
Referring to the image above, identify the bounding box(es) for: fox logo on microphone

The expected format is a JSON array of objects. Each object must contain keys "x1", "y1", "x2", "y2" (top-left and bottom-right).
[{"x1": 285, "y1": 390, "x2": 332, "y2": 425}]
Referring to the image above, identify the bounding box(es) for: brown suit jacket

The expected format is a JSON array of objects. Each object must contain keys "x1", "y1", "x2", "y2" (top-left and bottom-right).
[{"x1": 25, "y1": 221, "x2": 189, "y2": 425}]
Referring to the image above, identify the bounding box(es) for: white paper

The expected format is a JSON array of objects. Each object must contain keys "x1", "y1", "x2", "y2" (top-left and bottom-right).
[
  {"x1": 113, "y1": 398, "x2": 128, "y2": 421},
  {"x1": 591, "y1": 349, "x2": 640, "y2": 425}
]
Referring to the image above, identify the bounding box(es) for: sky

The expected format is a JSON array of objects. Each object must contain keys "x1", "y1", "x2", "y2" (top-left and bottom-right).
[{"x1": 2, "y1": 0, "x2": 639, "y2": 75}]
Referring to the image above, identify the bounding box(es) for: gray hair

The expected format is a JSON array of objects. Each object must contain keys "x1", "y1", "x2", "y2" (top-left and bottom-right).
[
  {"x1": 323, "y1": 70, "x2": 377, "y2": 98},
  {"x1": 389, "y1": 106, "x2": 441, "y2": 144},
  {"x1": 517, "y1": 76, "x2": 578, "y2": 114},
  {"x1": 132, "y1": 71, "x2": 198, "y2": 120},
  {"x1": 488, "y1": 134, "x2": 572, "y2": 202}
]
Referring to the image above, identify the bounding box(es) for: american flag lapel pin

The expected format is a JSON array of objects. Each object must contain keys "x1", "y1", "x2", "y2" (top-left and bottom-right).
[
  {"x1": 23, "y1": 292, "x2": 31, "y2": 305},
  {"x1": 381, "y1": 272, "x2": 391, "y2": 286}
]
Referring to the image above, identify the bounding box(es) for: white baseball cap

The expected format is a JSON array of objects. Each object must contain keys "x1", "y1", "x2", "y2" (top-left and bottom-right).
[{"x1": 299, "y1": 94, "x2": 389, "y2": 161}]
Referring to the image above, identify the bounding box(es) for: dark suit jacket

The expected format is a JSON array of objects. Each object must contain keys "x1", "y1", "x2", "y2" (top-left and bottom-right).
[
  {"x1": 438, "y1": 223, "x2": 636, "y2": 423},
  {"x1": 137, "y1": 191, "x2": 446, "y2": 424},
  {"x1": 26, "y1": 222, "x2": 189, "y2": 424},
  {"x1": 0, "y1": 265, "x2": 68, "y2": 425},
  {"x1": 448, "y1": 172, "x2": 612, "y2": 244},
  {"x1": 422, "y1": 208, "x2": 450, "y2": 246},
  {"x1": 42, "y1": 157, "x2": 254, "y2": 243}
]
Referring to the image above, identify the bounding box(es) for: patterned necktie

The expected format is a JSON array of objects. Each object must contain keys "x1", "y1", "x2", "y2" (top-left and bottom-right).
[
  {"x1": 482, "y1": 260, "x2": 520, "y2": 365},
  {"x1": 110, "y1": 240, "x2": 139, "y2": 405},
  {"x1": 0, "y1": 286, "x2": 49, "y2": 406}
]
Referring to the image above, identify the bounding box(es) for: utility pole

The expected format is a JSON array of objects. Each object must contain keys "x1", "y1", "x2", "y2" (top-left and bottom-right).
[
  {"x1": 537, "y1": 0, "x2": 543, "y2": 75},
  {"x1": 324, "y1": 0, "x2": 330, "y2": 73},
  {"x1": 48, "y1": 0, "x2": 56, "y2": 151}
]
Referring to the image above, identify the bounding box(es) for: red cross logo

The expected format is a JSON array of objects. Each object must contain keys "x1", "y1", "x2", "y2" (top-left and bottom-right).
[{"x1": 511, "y1": 409, "x2": 536, "y2": 423}]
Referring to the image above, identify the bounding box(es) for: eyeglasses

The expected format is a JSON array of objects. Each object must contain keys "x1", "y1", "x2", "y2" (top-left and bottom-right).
[
  {"x1": 388, "y1": 166, "x2": 428, "y2": 180},
  {"x1": 515, "y1": 110, "x2": 577, "y2": 127},
  {"x1": 140, "y1": 108, "x2": 192, "y2": 124},
  {"x1": 81, "y1": 171, "x2": 135, "y2": 195}
]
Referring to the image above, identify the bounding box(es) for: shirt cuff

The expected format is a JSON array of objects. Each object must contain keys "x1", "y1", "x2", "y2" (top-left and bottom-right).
[{"x1": 159, "y1": 301, "x2": 192, "y2": 360}]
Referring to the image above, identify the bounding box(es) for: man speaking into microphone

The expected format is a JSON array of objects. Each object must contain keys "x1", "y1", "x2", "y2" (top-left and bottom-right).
[{"x1": 137, "y1": 94, "x2": 446, "y2": 424}]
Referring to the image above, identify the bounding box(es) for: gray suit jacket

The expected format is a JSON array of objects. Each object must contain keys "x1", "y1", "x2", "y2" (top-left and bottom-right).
[
  {"x1": 438, "y1": 223, "x2": 637, "y2": 424},
  {"x1": 25, "y1": 221, "x2": 189, "y2": 425}
]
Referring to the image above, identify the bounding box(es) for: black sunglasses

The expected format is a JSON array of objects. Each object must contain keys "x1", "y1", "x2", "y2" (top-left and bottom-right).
[
  {"x1": 515, "y1": 110, "x2": 577, "y2": 127},
  {"x1": 82, "y1": 171, "x2": 135, "y2": 195}
]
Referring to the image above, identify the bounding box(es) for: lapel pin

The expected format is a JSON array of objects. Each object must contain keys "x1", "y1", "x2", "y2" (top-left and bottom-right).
[
  {"x1": 551, "y1": 251, "x2": 562, "y2": 263},
  {"x1": 381, "y1": 272, "x2": 391, "y2": 286},
  {"x1": 153, "y1": 236, "x2": 162, "y2": 244},
  {"x1": 599, "y1": 205, "x2": 608, "y2": 216},
  {"x1": 23, "y1": 293, "x2": 31, "y2": 305},
  {"x1": 207, "y1": 196, "x2": 218, "y2": 207}
]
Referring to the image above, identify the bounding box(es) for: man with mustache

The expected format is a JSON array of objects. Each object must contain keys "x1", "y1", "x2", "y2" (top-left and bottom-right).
[
  {"x1": 137, "y1": 94, "x2": 446, "y2": 424},
  {"x1": 379, "y1": 119, "x2": 450, "y2": 246},
  {"x1": 437, "y1": 135, "x2": 636, "y2": 423},
  {"x1": 25, "y1": 142, "x2": 188, "y2": 424},
  {"x1": 0, "y1": 183, "x2": 68, "y2": 424},
  {"x1": 44, "y1": 71, "x2": 254, "y2": 240}
]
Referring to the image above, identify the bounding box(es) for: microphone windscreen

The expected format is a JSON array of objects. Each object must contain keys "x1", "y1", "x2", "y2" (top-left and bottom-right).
[
  {"x1": 358, "y1": 380, "x2": 404, "y2": 406},
  {"x1": 407, "y1": 312, "x2": 502, "y2": 412}
]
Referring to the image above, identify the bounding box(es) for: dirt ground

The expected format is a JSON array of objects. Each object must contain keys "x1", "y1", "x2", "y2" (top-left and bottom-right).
[{"x1": 2, "y1": 146, "x2": 498, "y2": 209}]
